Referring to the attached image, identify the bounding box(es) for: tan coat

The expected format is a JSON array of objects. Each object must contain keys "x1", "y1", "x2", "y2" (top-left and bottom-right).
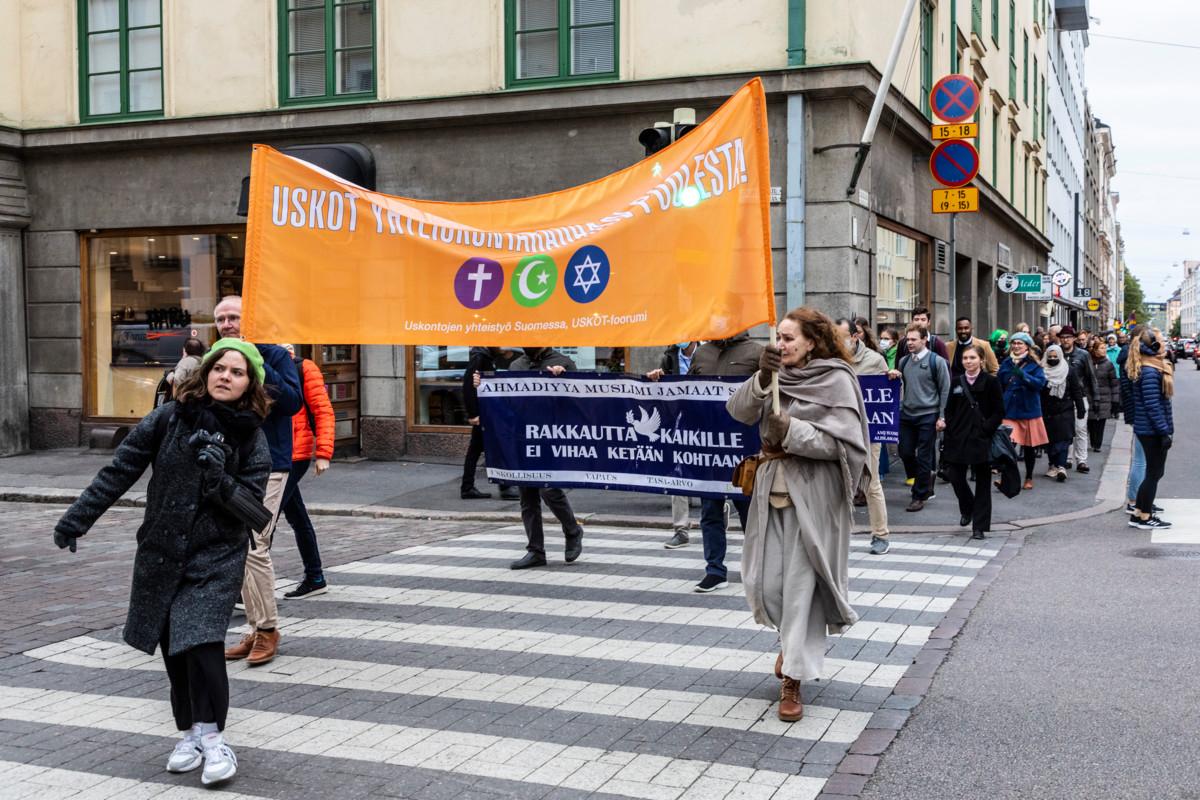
[
  {"x1": 727, "y1": 365, "x2": 868, "y2": 635},
  {"x1": 947, "y1": 336, "x2": 1000, "y2": 375}
]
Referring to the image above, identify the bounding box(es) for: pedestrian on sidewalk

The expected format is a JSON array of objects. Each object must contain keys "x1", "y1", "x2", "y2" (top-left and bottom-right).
[
  {"x1": 997, "y1": 332, "x2": 1048, "y2": 491},
  {"x1": 1117, "y1": 326, "x2": 1151, "y2": 515},
  {"x1": 687, "y1": 333, "x2": 762, "y2": 591},
  {"x1": 947, "y1": 316, "x2": 1000, "y2": 378},
  {"x1": 1128, "y1": 329, "x2": 1175, "y2": 530},
  {"x1": 211, "y1": 297, "x2": 302, "y2": 668},
  {"x1": 837, "y1": 318, "x2": 890, "y2": 554},
  {"x1": 989, "y1": 329, "x2": 1009, "y2": 363},
  {"x1": 169, "y1": 337, "x2": 207, "y2": 394},
  {"x1": 888, "y1": 323, "x2": 949, "y2": 512},
  {"x1": 1039, "y1": 345, "x2": 1086, "y2": 483},
  {"x1": 1087, "y1": 338, "x2": 1120, "y2": 453},
  {"x1": 903, "y1": 307, "x2": 949, "y2": 360},
  {"x1": 646, "y1": 341, "x2": 701, "y2": 548},
  {"x1": 879, "y1": 327, "x2": 901, "y2": 369},
  {"x1": 53, "y1": 339, "x2": 274, "y2": 787},
  {"x1": 1106, "y1": 334, "x2": 1120, "y2": 369},
  {"x1": 727, "y1": 307, "x2": 869, "y2": 723},
  {"x1": 505, "y1": 347, "x2": 586, "y2": 569},
  {"x1": 461, "y1": 346, "x2": 518, "y2": 500},
  {"x1": 277, "y1": 344, "x2": 335, "y2": 600},
  {"x1": 942, "y1": 344, "x2": 1004, "y2": 539},
  {"x1": 1059, "y1": 326, "x2": 1096, "y2": 474}
]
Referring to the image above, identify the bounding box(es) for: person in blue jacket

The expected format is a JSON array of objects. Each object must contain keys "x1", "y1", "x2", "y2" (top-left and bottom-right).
[
  {"x1": 996, "y1": 332, "x2": 1048, "y2": 490},
  {"x1": 1127, "y1": 328, "x2": 1174, "y2": 530},
  {"x1": 210, "y1": 296, "x2": 302, "y2": 666}
]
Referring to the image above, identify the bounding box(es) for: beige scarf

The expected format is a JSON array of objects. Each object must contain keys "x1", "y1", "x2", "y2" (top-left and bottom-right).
[{"x1": 1140, "y1": 354, "x2": 1175, "y2": 398}]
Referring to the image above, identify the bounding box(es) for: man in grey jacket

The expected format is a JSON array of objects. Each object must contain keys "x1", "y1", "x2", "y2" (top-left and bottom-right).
[
  {"x1": 888, "y1": 323, "x2": 950, "y2": 512},
  {"x1": 507, "y1": 347, "x2": 585, "y2": 570}
]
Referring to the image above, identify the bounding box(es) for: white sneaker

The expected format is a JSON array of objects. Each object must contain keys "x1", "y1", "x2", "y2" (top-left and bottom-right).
[
  {"x1": 200, "y1": 733, "x2": 237, "y2": 786},
  {"x1": 166, "y1": 733, "x2": 203, "y2": 773}
]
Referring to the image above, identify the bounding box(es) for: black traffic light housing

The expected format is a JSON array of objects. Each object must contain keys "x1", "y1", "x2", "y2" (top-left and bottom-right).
[
  {"x1": 638, "y1": 126, "x2": 673, "y2": 157},
  {"x1": 236, "y1": 142, "x2": 375, "y2": 216}
]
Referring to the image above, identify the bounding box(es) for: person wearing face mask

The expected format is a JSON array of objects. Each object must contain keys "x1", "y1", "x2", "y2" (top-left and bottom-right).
[
  {"x1": 836, "y1": 318, "x2": 891, "y2": 555},
  {"x1": 942, "y1": 344, "x2": 1004, "y2": 539},
  {"x1": 946, "y1": 317, "x2": 999, "y2": 378},
  {"x1": 727, "y1": 307, "x2": 870, "y2": 723},
  {"x1": 996, "y1": 332, "x2": 1048, "y2": 490},
  {"x1": 1039, "y1": 344, "x2": 1086, "y2": 482},
  {"x1": 1127, "y1": 329, "x2": 1174, "y2": 530},
  {"x1": 647, "y1": 342, "x2": 702, "y2": 548},
  {"x1": 878, "y1": 327, "x2": 900, "y2": 369},
  {"x1": 989, "y1": 329, "x2": 1009, "y2": 362}
]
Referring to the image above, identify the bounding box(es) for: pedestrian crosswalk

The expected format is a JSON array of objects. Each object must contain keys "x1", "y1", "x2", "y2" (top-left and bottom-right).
[
  {"x1": 5, "y1": 523, "x2": 1002, "y2": 800},
  {"x1": 1148, "y1": 499, "x2": 1200, "y2": 544}
]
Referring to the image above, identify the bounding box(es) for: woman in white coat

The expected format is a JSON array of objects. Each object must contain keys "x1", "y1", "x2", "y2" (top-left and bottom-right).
[{"x1": 727, "y1": 307, "x2": 871, "y2": 722}]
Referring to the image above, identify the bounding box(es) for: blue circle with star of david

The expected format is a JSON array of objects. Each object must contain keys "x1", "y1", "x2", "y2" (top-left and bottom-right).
[{"x1": 565, "y1": 245, "x2": 611, "y2": 304}]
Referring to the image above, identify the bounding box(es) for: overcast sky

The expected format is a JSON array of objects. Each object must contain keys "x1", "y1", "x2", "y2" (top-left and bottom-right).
[{"x1": 1086, "y1": 1, "x2": 1200, "y2": 302}]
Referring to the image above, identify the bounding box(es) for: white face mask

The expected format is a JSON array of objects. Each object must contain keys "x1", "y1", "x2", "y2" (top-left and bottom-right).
[{"x1": 879, "y1": 338, "x2": 892, "y2": 349}]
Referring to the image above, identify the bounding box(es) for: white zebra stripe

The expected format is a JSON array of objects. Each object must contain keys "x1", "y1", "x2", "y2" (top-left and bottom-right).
[
  {"x1": 25, "y1": 636, "x2": 873, "y2": 744},
  {"x1": 0, "y1": 760, "x2": 273, "y2": 799},
  {"x1": 0, "y1": 686, "x2": 826, "y2": 800}
]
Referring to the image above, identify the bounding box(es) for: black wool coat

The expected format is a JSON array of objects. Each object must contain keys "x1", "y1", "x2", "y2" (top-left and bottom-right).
[
  {"x1": 942, "y1": 372, "x2": 1005, "y2": 465},
  {"x1": 1088, "y1": 355, "x2": 1120, "y2": 420},
  {"x1": 55, "y1": 403, "x2": 270, "y2": 656},
  {"x1": 1041, "y1": 370, "x2": 1086, "y2": 444}
]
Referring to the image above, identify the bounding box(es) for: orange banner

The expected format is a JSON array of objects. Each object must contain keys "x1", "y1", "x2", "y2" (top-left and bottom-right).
[{"x1": 242, "y1": 78, "x2": 774, "y2": 346}]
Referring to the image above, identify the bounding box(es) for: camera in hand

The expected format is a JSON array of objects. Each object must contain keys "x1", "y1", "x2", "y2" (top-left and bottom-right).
[{"x1": 189, "y1": 430, "x2": 226, "y2": 466}]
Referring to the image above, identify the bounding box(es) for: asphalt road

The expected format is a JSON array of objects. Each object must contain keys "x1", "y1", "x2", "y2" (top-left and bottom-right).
[{"x1": 861, "y1": 364, "x2": 1200, "y2": 799}]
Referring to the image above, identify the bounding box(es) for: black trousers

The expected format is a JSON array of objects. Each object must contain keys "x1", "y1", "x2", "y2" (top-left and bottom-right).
[
  {"x1": 1135, "y1": 434, "x2": 1170, "y2": 515},
  {"x1": 1087, "y1": 418, "x2": 1108, "y2": 451},
  {"x1": 520, "y1": 487, "x2": 582, "y2": 556},
  {"x1": 1022, "y1": 446, "x2": 1038, "y2": 480},
  {"x1": 899, "y1": 413, "x2": 938, "y2": 500},
  {"x1": 461, "y1": 426, "x2": 486, "y2": 492},
  {"x1": 945, "y1": 461, "x2": 992, "y2": 532},
  {"x1": 160, "y1": 629, "x2": 229, "y2": 731}
]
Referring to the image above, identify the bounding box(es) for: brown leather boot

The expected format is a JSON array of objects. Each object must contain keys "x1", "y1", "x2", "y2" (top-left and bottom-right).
[
  {"x1": 774, "y1": 652, "x2": 783, "y2": 679},
  {"x1": 778, "y1": 677, "x2": 804, "y2": 722},
  {"x1": 246, "y1": 629, "x2": 280, "y2": 666},
  {"x1": 224, "y1": 632, "x2": 257, "y2": 661}
]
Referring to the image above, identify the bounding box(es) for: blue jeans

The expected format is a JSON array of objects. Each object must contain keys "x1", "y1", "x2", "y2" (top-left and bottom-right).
[
  {"x1": 1047, "y1": 440, "x2": 1070, "y2": 468},
  {"x1": 700, "y1": 497, "x2": 749, "y2": 579},
  {"x1": 1126, "y1": 435, "x2": 1146, "y2": 504},
  {"x1": 281, "y1": 459, "x2": 325, "y2": 584},
  {"x1": 879, "y1": 444, "x2": 890, "y2": 477}
]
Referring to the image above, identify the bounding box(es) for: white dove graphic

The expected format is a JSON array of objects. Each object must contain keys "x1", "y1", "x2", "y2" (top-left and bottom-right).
[{"x1": 625, "y1": 406, "x2": 662, "y2": 441}]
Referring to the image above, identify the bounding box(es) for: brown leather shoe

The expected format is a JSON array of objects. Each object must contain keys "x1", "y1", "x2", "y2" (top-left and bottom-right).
[
  {"x1": 246, "y1": 629, "x2": 280, "y2": 666},
  {"x1": 774, "y1": 652, "x2": 784, "y2": 679},
  {"x1": 905, "y1": 499, "x2": 925, "y2": 512},
  {"x1": 224, "y1": 632, "x2": 256, "y2": 661},
  {"x1": 778, "y1": 676, "x2": 803, "y2": 722}
]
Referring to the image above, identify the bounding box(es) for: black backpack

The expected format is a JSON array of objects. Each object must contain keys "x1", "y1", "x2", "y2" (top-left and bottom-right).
[{"x1": 152, "y1": 369, "x2": 173, "y2": 409}]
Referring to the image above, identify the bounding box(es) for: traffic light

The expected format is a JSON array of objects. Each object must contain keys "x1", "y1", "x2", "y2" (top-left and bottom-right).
[
  {"x1": 236, "y1": 142, "x2": 375, "y2": 216},
  {"x1": 637, "y1": 108, "x2": 697, "y2": 158}
]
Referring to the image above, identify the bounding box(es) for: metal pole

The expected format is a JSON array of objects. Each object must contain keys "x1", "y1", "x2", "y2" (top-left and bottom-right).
[
  {"x1": 1072, "y1": 191, "x2": 1080, "y2": 325},
  {"x1": 846, "y1": 0, "x2": 920, "y2": 195},
  {"x1": 949, "y1": 213, "x2": 957, "y2": 326}
]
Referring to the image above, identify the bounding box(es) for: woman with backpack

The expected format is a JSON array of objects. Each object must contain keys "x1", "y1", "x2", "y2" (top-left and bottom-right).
[
  {"x1": 52, "y1": 339, "x2": 272, "y2": 788},
  {"x1": 1039, "y1": 344, "x2": 1086, "y2": 483},
  {"x1": 1127, "y1": 328, "x2": 1175, "y2": 530},
  {"x1": 942, "y1": 344, "x2": 1004, "y2": 539},
  {"x1": 996, "y1": 332, "x2": 1048, "y2": 490}
]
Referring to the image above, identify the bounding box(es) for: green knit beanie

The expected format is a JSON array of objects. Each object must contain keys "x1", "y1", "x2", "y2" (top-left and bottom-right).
[{"x1": 203, "y1": 338, "x2": 266, "y2": 386}]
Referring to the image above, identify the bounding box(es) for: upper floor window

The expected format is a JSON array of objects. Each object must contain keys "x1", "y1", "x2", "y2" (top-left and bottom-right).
[
  {"x1": 279, "y1": 0, "x2": 375, "y2": 105},
  {"x1": 79, "y1": 0, "x2": 163, "y2": 121},
  {"x1": 506, "y1": 0, "x2": 618, "y2": 87}
]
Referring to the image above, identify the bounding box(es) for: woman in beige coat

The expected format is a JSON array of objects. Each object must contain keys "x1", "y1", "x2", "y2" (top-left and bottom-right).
[{"x1": 727, "y1": 308, "x2": 871, "y2": 722}]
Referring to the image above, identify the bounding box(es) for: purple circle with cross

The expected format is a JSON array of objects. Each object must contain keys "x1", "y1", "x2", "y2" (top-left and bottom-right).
[{"x1": 453, "y1": 257, "x2": 504, "y2": 309}]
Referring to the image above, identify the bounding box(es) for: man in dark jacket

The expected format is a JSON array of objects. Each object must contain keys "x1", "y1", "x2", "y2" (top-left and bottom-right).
[
  {"x1": 646, "y1": 342, "x2": 700, "y2": 548},
  {"x1": 461, "y1": 346, "x2": 517, "y2": 499},
  {"x1": 687, "y1": 333, "x2": 762, "y2": 592},
  {"x1": 212, "y1": 296, "x2": 302, "y2": 667},
  {"x1": 1058, "y1": 325, "x2": 1096, "y2": 473},
  {"x1": 507, "y1": 347, "x2": 585, "y2": 570}
]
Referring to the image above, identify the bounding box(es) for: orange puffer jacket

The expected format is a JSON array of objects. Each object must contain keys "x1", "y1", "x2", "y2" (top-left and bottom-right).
[{"x1": 291, "y1": 358, "x2": 336, "y2": 461}]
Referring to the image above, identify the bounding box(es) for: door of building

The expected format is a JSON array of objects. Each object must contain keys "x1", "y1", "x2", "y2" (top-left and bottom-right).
[{"x1": 298, "y1": 344, "x2": 360, "y2": 456}]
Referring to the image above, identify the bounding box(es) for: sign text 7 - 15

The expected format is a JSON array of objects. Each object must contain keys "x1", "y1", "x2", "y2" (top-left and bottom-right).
[{"x1": 932, "y1": 187, "x2": 979, "y2": 214}]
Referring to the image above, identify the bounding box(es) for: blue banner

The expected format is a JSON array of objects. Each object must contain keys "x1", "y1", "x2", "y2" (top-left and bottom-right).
[
  {"x1": 859, "y1": 374, "x2": 901, "y2": 444},
  {"x1": 479, "y1": 373, "x2": 760, "y2": 499}
]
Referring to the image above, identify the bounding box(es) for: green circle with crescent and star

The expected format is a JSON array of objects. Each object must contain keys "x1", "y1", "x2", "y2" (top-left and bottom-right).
[{"x1": 510, "y1": 255, "x2": 557, "y2": 308}]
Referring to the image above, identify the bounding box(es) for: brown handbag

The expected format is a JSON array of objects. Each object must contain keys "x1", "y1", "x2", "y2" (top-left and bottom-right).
[{"x1": 731, "y1": 448, "x2": 789, "y2": 496}]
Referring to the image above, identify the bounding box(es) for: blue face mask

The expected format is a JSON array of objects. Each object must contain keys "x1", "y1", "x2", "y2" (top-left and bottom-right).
[{"x1": 677, "y1": 342, "x2": 691, "y2": 349}]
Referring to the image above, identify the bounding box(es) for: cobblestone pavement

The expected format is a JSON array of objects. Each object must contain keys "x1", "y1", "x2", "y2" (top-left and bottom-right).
[{"x1": 1, "y1": 500, "x2": 1008, "y2": 799}]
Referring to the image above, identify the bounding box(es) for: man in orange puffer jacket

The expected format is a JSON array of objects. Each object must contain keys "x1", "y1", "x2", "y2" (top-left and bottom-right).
[{"x1": 278, "y1": 345, "x2": 337, "y2": 599}]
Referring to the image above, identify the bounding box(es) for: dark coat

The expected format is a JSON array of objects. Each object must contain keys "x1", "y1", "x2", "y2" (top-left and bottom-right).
[
  {"x1": 688, "y1": 333, "x2": 762, "y2": 377},
  {"x1": 658, "y1": 344, "x2": 696, "y2": 375},
  {"x1": 1041, "y1": 370, "x2": 1086, "y2": 444},
  {"x1": 509, "y1": 347, "x2": 577, "y2": 372},
  {"x1": 1064, "y1": 345, "x2": 1096, "y2": 403},
  {"x1": 55, "y1": 403, "x2": 271, "y2": 656},
  {"x1": 463, "y1": 347, "x2": 513, "y2": 418},
  {"x1": 1117, "y1": 345, "x2": 1135, "y2": 425},
  {"x1": 942, "y1": 372, "x2": 1005, "y2": 465},
  {"x1": 257, "y1": 344, "x2": 303, "y2": 471},
  {"x1": 1131, "y1": 362, "x2": 1174, "y2": 437},
  {"x1": 1088, "y1": 355, "x2": 1120, "y2": 420}
]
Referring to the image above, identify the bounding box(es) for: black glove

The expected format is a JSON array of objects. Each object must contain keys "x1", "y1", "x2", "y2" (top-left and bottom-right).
[
  {"x1": 1076, "y1": 409, "x2": 1086, "y2": 420},
  {"x1": 1162, "y1": 434, "x2": 1172, "y2": 451},
  {"x1": 197, "y1": 443, "x2": 230, "y2": 483},
  {"x1": 764, "y1": 413, "x2": 790, "y2": 447},
  {"x1": 53, "y1": 528, "x2": 77, "y2": 553},
  {"x1": 758, "y1": 346, "x2": 782, "y2": 389}
]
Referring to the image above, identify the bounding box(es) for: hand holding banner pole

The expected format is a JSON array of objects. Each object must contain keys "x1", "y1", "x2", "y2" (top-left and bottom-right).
[{"x1": 769, "y1": 328, "x2": 780, "y2": 414}]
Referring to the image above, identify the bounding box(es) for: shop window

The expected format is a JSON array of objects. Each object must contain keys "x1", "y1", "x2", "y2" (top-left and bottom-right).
[
  {"x1": 86, "y1": 230, "x2": 244, "y2": 418},
  {"x1": 506, "y1": 0, "x2": 618, "y2": 87},
  {"x1": 410, "y1": 345, "x2": 626, "y2": 427},
  {"x1": 875, "y1": 226, "x2": 922, "y2": 327},
  {"x1": 279, "y1": 0, "x2": 375, "y2": 105},
  {"x1": 78, "y1": 0, "x2": 163, "y2": 121}
]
